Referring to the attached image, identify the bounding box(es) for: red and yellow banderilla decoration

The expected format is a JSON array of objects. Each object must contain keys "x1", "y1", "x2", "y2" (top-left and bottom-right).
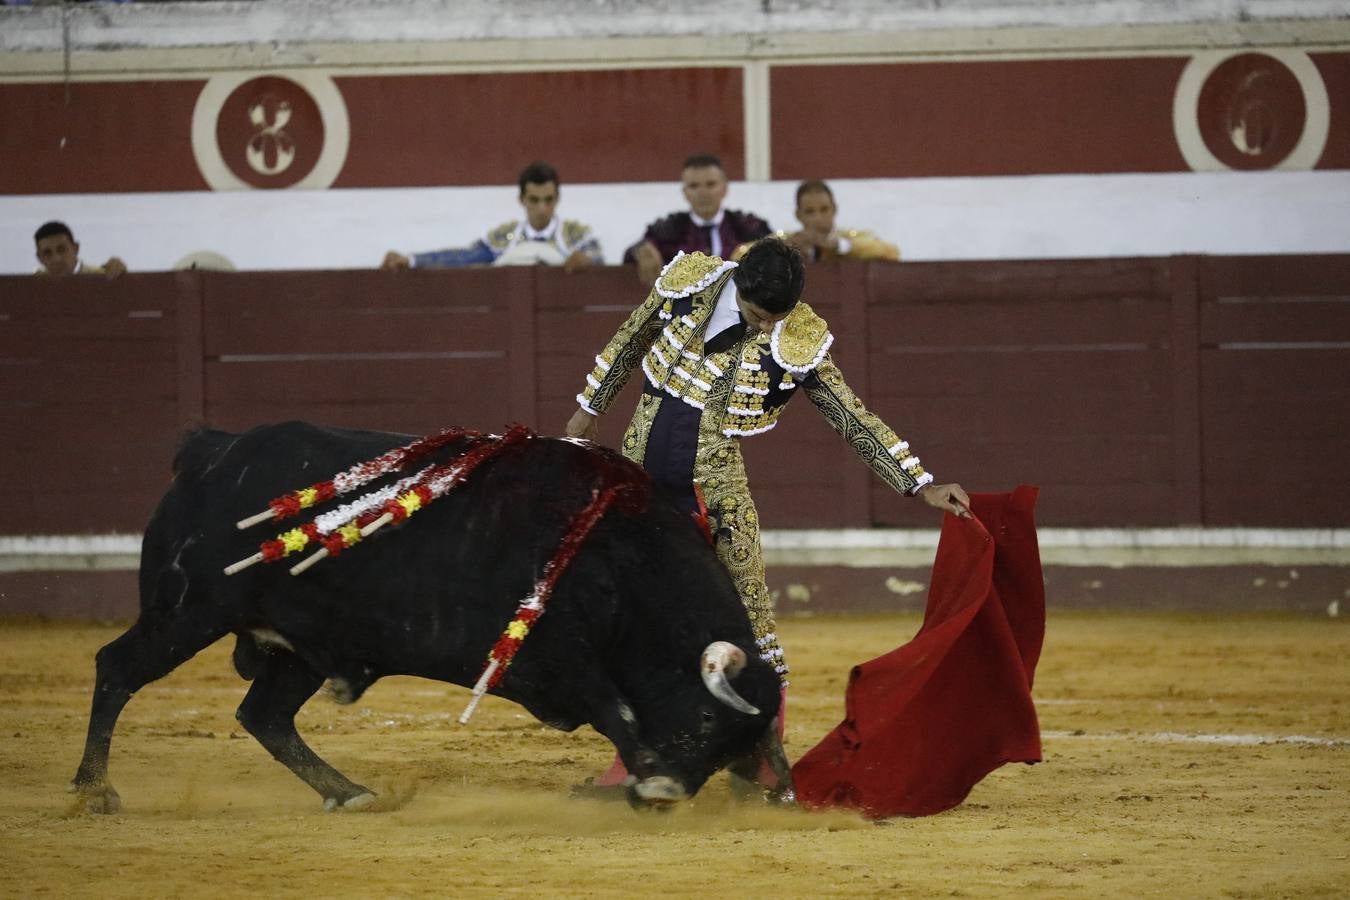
[
  {"x1": 233, "y1": 426, "x2": 481, "y2": 530},
  {"x1": 459, "y1": 484, "x2": 629, "y2": 724},
  {"x1": 224, "y1": 426, "x2": 531, "y2": 577}
]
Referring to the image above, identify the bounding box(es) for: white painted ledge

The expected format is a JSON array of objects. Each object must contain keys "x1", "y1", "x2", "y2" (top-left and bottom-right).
[
  {"x1": 764, "y1": 527, "x2": 1350, "y2": 567},
  {"x1": 4, "y1": 0, "x2": 1348, "y2": 55},
  {"x1": 2, "y1": 529, "x2": 1347, "y2": 571}
]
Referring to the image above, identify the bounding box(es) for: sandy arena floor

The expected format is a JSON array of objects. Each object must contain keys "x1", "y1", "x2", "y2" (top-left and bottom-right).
[{"x1": 1, "y1": 611, "x2": 1347, "y2": 898}]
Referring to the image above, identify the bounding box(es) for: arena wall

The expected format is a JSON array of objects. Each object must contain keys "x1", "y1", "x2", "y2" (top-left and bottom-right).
[
  {"x1": 2, "y1": 3, "x2": 1348, "y2": 273},
  {"x1": 2, "y1": 256, "x2": 1347, "y2": 620},
  {"x1": 5, "y1": 257, "x2": 1348, "y2": 534}
]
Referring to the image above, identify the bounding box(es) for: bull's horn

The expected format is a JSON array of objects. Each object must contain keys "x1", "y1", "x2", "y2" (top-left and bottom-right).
[{"x1": 700, "y1": 641, "x2": 759, "y2": 715}]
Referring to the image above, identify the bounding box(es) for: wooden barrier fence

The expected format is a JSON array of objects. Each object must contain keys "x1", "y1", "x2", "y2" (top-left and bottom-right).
[{"x1": 2, "y1": 255, "x2": 1347, "y2": 534}]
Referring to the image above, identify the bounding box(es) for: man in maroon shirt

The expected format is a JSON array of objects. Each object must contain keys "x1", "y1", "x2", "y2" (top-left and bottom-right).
[{"x1": 623, "y1": 153, "x2": 771, "y2": 284}]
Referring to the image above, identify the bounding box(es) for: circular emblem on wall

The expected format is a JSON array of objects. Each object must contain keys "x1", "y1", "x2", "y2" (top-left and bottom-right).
[
  {"x1": 1173, "y1": 50, "x2": 1329, "y2": 172},
  {"x1": 191, "y1": 71, "x2": 350, "y2": 191}
]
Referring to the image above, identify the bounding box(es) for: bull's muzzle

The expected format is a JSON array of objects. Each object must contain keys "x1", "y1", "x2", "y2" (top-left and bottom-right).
[{"x1": 700, "y1": 641, "x2": 759, "y2": 715}]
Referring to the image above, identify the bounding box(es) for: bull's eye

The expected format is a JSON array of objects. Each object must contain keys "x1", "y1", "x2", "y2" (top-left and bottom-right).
[{"x1": 700, "y1": 709, "x2": 716, "y2": 732}]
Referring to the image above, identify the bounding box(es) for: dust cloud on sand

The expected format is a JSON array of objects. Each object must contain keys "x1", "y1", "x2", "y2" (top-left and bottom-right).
[{"x1": 3, "y1": 612, "x2": 1348, "y2": 897}]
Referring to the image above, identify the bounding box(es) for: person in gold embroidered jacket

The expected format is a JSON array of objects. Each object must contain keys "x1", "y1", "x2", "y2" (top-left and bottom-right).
[
  {"x1": 783, "y1": 179, "x2": 900, "y2": 263},
  {"x1": 565, "y1": 238, "x2": 967, "y2": 691},
  {"x1": 381, "y1": 161, "x2": 602, "y2": 272}
]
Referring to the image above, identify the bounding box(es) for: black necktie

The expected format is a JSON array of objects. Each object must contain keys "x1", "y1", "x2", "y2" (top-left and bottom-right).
[
  {"x1": 704, "y1": 322, "x2": 747, "y2": 355},
  {"x1": 697, "y1": 224, "x2": 714, "y2": 252}
]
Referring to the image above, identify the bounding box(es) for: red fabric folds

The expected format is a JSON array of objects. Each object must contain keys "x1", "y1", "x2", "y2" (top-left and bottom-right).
[{"x1": 791, "y1": 486, "x2": 1045, "y2": 818}]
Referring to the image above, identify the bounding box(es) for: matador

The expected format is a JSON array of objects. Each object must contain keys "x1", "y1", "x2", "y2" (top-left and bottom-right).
[{"x1": 566, "y1": 237, "x2": 968, "y2": 694}]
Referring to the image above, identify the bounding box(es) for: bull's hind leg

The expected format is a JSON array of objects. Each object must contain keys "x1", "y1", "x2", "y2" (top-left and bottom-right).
[
  {"x1": 70, "y1": 617, "x2": 230, "y2": 813},
  {"x1": 235, "y1": 648, "x2": 375, "y2": 811}
]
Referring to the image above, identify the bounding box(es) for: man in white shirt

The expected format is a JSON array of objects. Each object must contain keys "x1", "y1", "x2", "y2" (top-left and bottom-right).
[{"x1": 381, "y1": 161, "x2": 603, "y2": 272}]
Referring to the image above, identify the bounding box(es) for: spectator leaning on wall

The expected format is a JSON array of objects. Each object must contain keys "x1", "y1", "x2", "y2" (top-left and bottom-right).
[
  {"x1": 782, "y1": 180, "x2": 900, "y2": 263},
  {"x1": 623, "y1": 153, "x2": 771, "y2": 285},
  {"x1": 33, "y1": 221, "x2": 127, "y2": 278},
  {"x1": 381, "y1": 161, "x2": 603, "y2": 272}
]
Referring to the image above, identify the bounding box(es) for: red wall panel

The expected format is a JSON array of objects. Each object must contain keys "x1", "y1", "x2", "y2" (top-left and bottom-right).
[
  {"x1": 333, "y1": 67, "x2": 745, "y2": 186},
  {"x1": 0, "y1": 81, "x2": 209, "y2": 194},
  {"x1": 770, "y1": 57, "x2": 1190, "y2": 178},
  {"x1": 1312, "y1": 53, "x2": 1350, "y2": 170}
]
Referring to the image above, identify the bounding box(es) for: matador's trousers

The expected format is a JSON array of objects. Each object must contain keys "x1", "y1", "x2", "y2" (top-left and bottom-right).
[
  {"x1": 622, "y1": 388, "x2": 789, "y2": 685},
  {"x1": 591, "y1": 389, "x2": 788, "y2": 788}
]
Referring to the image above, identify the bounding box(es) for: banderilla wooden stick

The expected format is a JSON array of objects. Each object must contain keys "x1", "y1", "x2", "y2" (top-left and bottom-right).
[
  {"x1": 288, "y1": 548, "x2": 328, "y2": 576},
  {"x1": 359, "y1": 512, "x2": 395, "y2": 537},
  {"x1": 235, "y1": 509, "x2": 277, "y2": 530},
  {"x1": 459, "y1": 659, "x2": 500, "y2": 725},
  {"x1": 223, "y1": 552, "x2": 265, "y2": 576}
]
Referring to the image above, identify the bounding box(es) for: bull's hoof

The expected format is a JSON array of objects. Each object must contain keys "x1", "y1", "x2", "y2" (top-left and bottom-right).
[
  {"x1": 323, "y1": 791, "x2": 376, "y2": 812},
  {"x1": 631, "y1": 776, "x2": 687, "y2": 810},
  {"x1": 67, "y1": 782, "x2": 121, "y2": 815}
]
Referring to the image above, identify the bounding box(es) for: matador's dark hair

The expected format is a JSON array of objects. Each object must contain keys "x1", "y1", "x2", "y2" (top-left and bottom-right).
[
  {"x1": 34, "y1": 220, "x2": 74, "y2": 245},
  {"x1": 733, "y1": 236, "x2": 806, "y2": 315},
  {"x1": 518, "y1": 161, "x2": 560, "y2": 194}
]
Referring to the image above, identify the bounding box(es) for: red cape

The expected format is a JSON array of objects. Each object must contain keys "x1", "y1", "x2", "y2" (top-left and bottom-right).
[{"x1": 791, "y1": 486, "x2": 1045, "y2": 818}]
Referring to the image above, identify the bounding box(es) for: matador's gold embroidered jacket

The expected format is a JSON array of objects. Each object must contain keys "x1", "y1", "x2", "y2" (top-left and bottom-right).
[
  {"x1": 576, "y1": 251, "x2": 934, "y2": 497},
  {"x1": 576, "y1": 252, "x2": 933, "y2": 684}
]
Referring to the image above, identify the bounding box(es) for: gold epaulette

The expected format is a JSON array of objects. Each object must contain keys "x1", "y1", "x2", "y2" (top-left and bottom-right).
[
  {"x1": 770, "y1": 301, "x2": 834, "y2": 374},
  {"x1": 841, "y1": 228, "x2": 900, "y2": 261},
  {"x1": 485, "y1": 220, "x2": 519, "y2": 251},
  {"x1": 562, "y1": 219, "x2": 591, "y2": 247},
  {"x1": 655, "y1": 251, "x2": 737, "y2": 299}
]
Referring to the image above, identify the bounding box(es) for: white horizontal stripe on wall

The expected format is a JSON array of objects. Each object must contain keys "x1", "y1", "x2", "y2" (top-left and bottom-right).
[{"x1": 5, "y1": 170, "x2": 1349, "y2": 276}]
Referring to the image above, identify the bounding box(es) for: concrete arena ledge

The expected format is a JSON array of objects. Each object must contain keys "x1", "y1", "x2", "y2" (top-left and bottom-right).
[{"x1": 2, "y1": 530, "x2": 1347, "y2": 620}]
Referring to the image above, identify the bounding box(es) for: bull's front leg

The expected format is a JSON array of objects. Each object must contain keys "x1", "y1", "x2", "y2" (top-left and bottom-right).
[
  {"x1": 588, "y1": 692, "x2": 661, "y2": 779},
  {"x1": 548, "y1": 666, "x2": 656, "y2": 778},
  {"x1": 569, "y1": 674, "x2": 689, "y2": 807}
]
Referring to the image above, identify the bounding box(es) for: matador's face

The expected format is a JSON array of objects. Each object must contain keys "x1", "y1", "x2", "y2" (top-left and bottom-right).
[{"x1": 735, "y1": 291, "x2": 792, "y2": 335}]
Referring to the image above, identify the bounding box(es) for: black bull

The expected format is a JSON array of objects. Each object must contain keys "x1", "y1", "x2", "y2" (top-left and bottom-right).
[{"x1": 70, "y1": 422, "x2": 792, "y2": 812}]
